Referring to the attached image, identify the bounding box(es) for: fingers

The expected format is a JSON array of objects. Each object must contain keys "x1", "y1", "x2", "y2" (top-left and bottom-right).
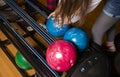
[{"x1": 47, "y1": 13, "x2": 71, "y2": 27}]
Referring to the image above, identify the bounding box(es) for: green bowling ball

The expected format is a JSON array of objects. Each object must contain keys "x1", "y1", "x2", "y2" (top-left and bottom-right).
[{"x1": 15, "y1": 52, "x2": 32, "y2": 70}]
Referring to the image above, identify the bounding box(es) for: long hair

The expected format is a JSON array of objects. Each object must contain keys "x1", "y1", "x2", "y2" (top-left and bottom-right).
[{"x1": 55, "y1": 0, "x2": 90, "y2": 26}]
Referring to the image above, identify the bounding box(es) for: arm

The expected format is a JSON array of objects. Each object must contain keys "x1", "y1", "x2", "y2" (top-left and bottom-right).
[
  {"x1": 87, "y1": 0, "x2": 102, "y2": 13},
  {"x1": 71, "y1": 0, "x2": 102, "y2": 23}
]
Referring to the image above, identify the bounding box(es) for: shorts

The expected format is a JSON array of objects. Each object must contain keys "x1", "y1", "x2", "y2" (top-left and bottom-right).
[{"x1": 103, "y1": 0, "x2": 120, "y2": 18}]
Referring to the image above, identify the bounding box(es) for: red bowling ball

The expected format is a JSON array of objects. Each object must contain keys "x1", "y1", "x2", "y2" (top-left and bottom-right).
[{"x1": 46, "y1": 40, "x2": 77, "y2": 72}]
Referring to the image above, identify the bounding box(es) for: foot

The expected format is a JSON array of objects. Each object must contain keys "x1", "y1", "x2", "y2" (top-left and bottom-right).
[
  {"x1": 106, "y1": 45, "x2": 116, "y2": 52},
  {"x1": 102, "y1": 42, "x2": 116, "y2": 53}
]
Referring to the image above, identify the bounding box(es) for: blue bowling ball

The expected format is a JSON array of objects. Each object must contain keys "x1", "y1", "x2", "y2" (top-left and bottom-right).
[
  {"x1": 46, "y1": 16, "x2": 70, "y2": 37},
  {"x1": 64, "y1": 27, "x2": 89, "y2": 52}
]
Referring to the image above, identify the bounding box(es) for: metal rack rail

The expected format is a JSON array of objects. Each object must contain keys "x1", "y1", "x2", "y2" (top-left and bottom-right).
[{"x1": 0, "y1": 0, "x2": 61, "y2": 76}]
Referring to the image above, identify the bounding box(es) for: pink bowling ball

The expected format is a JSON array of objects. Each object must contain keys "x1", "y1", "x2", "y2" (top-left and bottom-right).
[{"x1": 46, "y1": 40, "x2": 77, "y2": 72}]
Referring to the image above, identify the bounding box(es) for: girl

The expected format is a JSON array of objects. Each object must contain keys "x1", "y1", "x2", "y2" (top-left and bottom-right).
[{"x1": 48, "y1": 0, "x2": 102, "y2": 26}]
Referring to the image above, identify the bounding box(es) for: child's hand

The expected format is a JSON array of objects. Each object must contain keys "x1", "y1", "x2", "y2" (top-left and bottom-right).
[{"x1": 48, "y1": 13, "x2": 70, "y2": 27}]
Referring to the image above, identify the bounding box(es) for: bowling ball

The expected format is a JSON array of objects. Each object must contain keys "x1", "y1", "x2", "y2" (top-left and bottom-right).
[
  {"x1": 15, "y1": 52, "x2": 32, "y2": 70},
  {"x1": 46, "y1": 40, "x2": 77, "y2": 72},
  {"x1": 46, "y1": 16, "x2": 70, "y2": 37},
  {"x1": 114, "y1": 33, "x2": 120, "y2": 51},
  {"x1": 64, "y1": 27, "x2": 89, "y2": 52}
]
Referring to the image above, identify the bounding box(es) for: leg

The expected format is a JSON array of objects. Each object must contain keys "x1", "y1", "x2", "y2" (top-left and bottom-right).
[
  {"x1": 106, "y1": 24, "x2": 116, "y2": 52},
  {"x1": 92, "y1": 11, "x2": 119, "y2": 45},
  {"x1": 106, "y1": 24, "x2": 116, "y2": 42}
]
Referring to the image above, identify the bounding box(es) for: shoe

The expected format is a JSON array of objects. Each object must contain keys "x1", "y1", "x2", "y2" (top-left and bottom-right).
[
  {"x1": 106, "y1": 45, "x2": 116, "y2": 52},
  {"x1": 102, "y1": 44, "x2": 116, "y2": 53}
]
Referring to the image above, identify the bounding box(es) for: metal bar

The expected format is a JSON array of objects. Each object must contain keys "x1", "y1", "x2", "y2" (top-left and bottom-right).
[
  {"x1": 0, "y1": 14, "x2": 60, "y2": 77},
  {"x1": 4, "y1": 0, "x2": 56, "y2": 44},
  {"x1": 16, "y1": 21, "x2": 46, "y2": 57},
  {"x1": 0, "y1": 40, "x2": 29, "y2": 77},
  {"x1": 27, "y1": 0, "x2": 52, "y2": 15},
  {"x1": 0, "y1": 2, "x2": 25, "y2": 10},
  {"x1": 0, "y1": 20, "x2": 46, "y2": 77},
  {"x1": 25, "y1": 0, "x2": 48, "y2": 18}
]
